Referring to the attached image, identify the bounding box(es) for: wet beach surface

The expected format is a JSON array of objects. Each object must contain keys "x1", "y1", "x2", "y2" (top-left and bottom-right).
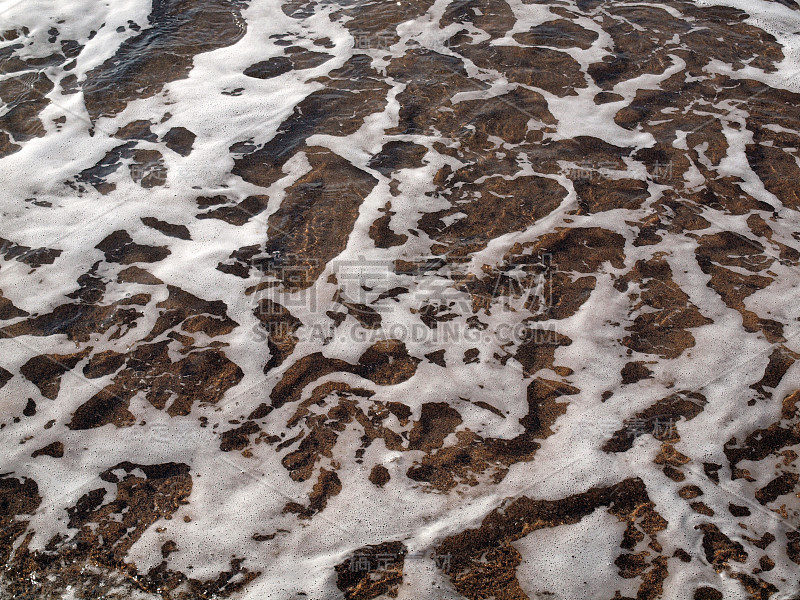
[{"x1": 1, "y1": 0, "x2": 800, "y2": 598}]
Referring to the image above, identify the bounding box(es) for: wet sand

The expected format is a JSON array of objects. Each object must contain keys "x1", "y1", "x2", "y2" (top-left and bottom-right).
[{"x1": 1, "y1": 0, "x2": 800, "y2": 598}]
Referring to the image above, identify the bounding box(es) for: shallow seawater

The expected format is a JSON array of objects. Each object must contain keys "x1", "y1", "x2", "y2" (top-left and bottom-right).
[{"x1": 1, "y1": 0, "x2": 800, "y2": 598}]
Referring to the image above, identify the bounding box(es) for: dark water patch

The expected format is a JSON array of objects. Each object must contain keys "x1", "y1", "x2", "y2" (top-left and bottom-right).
[
  {"x1": 369, "y1": 202, "x2": 408, "y2": 249},
  {"x1": 617, "y1": 257, "x2": 713, "y2": 359},
  {"x1": 0, "y1": 237, "x2": 61, "y2": 269},
  {"x1": 114, "y1": 119, "x2": 157, "y2": 141},
  {"x1": 141, "y1": 216, "x2": 191, "y2": 240},
  {"x1": 514, "y1": 18, "x2": 598, "y2": 49},
  {"x1": 0, "y1": 290, "x2": 29, "y2": 320},
  {"x1": 232, "y1": 55, "x2": 390, "y2": 191},
  {"x1": 255, "y1": 147, "x2": 377, "y2": 289},
  {"x1": 31, "y1": 441, "x2": 63, "y2": 458},
  {"x1": 20, "y1": 348, "x2": 92, "y2": 399},
  {"x1": 244, "y1": 47, "x2": 332, "y2": 79},
  {"x1": 68, "y1": 342, "x2": 243, "y2": 428},
  {"x1": 96, "y1": 230, "x2": 170, "y2": 264},
  {"x1": 162, "y1": 125, "x2": 196, "y2": 155},
  {"x1": 335, "y1": 541, "x2": 407, "y2": 599},
  {"x1": 253, "y1": 298, "x2": 302, "y2": 372},
  {"x1": 82, "y1": 0, "x2": 248, "y2": 120},
  {"x1": 603, "y1": 391, "x2": 706, "y2": 453},
  {"x1": 73, "y1": 143, "x2": 167, "y2": 193}
]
